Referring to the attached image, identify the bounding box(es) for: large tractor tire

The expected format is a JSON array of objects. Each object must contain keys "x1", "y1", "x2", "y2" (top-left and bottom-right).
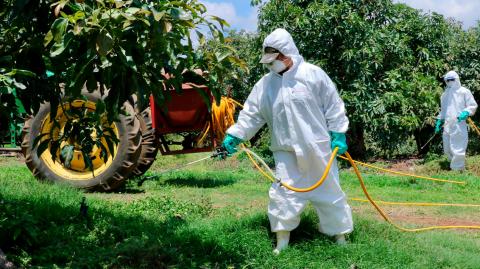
[
  {"x1": 131, "y1": 107, "x2": 158, "y2": 177},
  {"x1": 21, "y1": 92, "x2": 142, "y2": 191}
]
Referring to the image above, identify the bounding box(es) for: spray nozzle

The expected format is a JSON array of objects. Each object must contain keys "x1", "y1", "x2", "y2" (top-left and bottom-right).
[{"x1": 211, "y1": 146, "x2": 229, "y2": 159}]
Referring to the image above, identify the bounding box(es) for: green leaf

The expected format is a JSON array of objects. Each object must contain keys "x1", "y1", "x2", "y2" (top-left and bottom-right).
[
  {"x1": 51, "y1": 18, "x2": 68, "y2": 43},
  {"x1": 152, "y1": 9, "x2": 165, "y2": 22},
  {"x1": 97, "y1": 141, "x2": 109, "y2": 163},
  {"x1": 125, "y1": 7, "x2": 141, "y2": 15},
  {"x1": 9, "y1": 69, "x2": 36, "y2": 78},
  {"x1": 32, "y1": 133, "x2": 49, "y2": 150},
  {"x1": 95, "y1": 99, "x2": 106, "y2": 115},
  {"x1": 81, "y1": 148, "x2": 94, "y2": 172},
  {"x1": 36, "y1": 139, "x2": 50, "y2": 157},
  {"x1": 50, "y1": 33, "x2": 73, "y2": 57},
  {"x1": 96, "y1": 31, "x2": 114, "y2": 57},
  {"x1": 44, "y1": 30, "x2": 54, "y2": 47},
  {"x1": 50, "y1": 140, "x2": 61, "y2": 163},
  {"x1": 216, "y1": 51, "x2": 231, "y2": 62},
  {"x1": 104, "y1": 135, "x2": 116, "y2": 157},
  {"x1": 119, "y1": 47, "x2": 137, "y2": 72},
  {"x1": 210, "y1": 15, "x2": 230, "y2": 29},
  {"x1": 60, "y1": 145, "x2": 74, "y2": 168},
  {"x1": 13, "y1": 228, "x2": 21, "y2": 241}
]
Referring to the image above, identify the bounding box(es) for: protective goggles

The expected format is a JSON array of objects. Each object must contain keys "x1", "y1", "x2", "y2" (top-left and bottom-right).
[{"x1": 260, "y1": 47, "x2": 280, "y2": 64}]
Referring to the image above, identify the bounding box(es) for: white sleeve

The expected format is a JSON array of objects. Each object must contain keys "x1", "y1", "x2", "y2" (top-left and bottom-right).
[
  {"x1": 226, "y1": 84, "x2": 266, "y2": 141},
  {"x1": 320, "y1": 73, "x2": 349, "y2": 133},
  {"x1": 437, "y1": 93, "x2": 445, "y2": 120},
  {"x1": 464, "y1": 89, "x2": 478, "y2": 116}
]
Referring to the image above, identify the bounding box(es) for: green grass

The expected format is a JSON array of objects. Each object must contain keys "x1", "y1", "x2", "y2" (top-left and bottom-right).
[{"x1": 1, "y1": 153, "x2": 480, "y2": 268}]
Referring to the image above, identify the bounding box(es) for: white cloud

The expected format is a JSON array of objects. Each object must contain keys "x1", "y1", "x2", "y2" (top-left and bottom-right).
[
  {"x1": 199, "y1": 1, "x2": 258, "y2": 32},
  {"x1": 394, "y1": 0, "x2": 480, "y2": 29}
]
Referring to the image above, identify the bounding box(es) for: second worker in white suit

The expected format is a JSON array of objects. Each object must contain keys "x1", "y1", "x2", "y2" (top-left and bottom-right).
[
  {"x1": 221, "y1": 28, "x2": 353, "y2": 254},
  {"x1": 435, "y1": 71, "x2": 478, "y2": 171}
]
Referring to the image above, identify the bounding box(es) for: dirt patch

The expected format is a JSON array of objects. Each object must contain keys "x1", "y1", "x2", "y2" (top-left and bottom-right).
[
  {"x1": 372, "y1": 158, "x2": 422, "y2": 173},
  {"x1": 351, "y1": 203, "x2": 480, "y2": 231},
  {"x1": 389, "y1": 214, "x2": 480, "y2": 227},
  {"x1": 0, "y1": 156, "x2": 24, "y2": 167},
  {"x1": 386, "y1": 160, "x2": 417, "y2": 173}
]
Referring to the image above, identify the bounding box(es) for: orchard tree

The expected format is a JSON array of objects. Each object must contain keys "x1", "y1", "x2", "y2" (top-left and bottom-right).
[
  {"x1": 453, "y1": 22, "x2": 480, "y2": 104},
  {"x1": 199, "y1": 30, "x2": 264, "y2": 102},
  {"x1": 1, "y1": 0, "x2": 243, "y2": 163},
  {"x1": 451, "y1": 22, "x2": 480, "y2": 153},
  {"x1": 255, "y1": 0, "x2": 460, "y2": 158}
]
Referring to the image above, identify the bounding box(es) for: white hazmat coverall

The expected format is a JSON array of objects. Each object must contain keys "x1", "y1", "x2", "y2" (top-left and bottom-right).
[
  {"x1": 438, "y1": 71, "x2": 477, "y2": 170},
  {"x1": 227, "y1": 29, "x2": 353, "y2": 236}
]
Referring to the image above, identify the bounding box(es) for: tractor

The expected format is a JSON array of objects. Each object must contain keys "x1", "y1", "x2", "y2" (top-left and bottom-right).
[{"x1": 20, "y1": 82, "x2": 234, "y2": 191}]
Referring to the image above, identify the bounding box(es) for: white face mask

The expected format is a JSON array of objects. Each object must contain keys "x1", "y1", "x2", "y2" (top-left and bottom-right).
[{"x1": 265, "y1": 60, "x2": 288, "y2": 73}]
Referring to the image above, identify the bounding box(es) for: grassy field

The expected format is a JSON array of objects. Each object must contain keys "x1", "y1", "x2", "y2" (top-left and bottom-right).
[{"x1": 1, "y1": 152, "x2": 480, "y2": 268}]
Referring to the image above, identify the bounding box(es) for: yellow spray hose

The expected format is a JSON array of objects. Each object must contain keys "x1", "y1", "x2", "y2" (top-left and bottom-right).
[
  {"x1": 213, "y1": 97, "x2": 480, "y2": 231},
  {"x1": 468, "y1": 118, "x2": 480, "y2": 137},
  {"x1": 350, "y1": 198, "x2": 480, "y2": 207},
  {"x1": 197, "y1": 96, "x2": 237, "y2": 146},
  {"x1": 245, "y1": 147, "x2": 480, "y2": 231},
  {"x1": 244, "y1": 147, "x2": 478, "y2": 207},
  {"x1": 336, "y1": 156, "x2": 465, "y2": 185},
  {"x1": 242, "y1": 145, "x2": 338, "y2": 192},
  {"x1": 344, "y1": 152, "x2": 480, "y2": 231}
]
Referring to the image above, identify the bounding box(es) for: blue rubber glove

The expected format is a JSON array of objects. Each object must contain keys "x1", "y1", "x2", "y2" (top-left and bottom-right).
[
  {"x1": 330, "y1": 132, "x2": 348, "y2": 155},
  {"x1": 457, "y1": 111, "x2": 470, "y2": 122},
  {"x1": 435, "y1": 119, "x2": 444, "y2": 134},
  {"x1": 221, "y1": 134, "x2": 243, "y2": 155},
  {"x1": 46, "y1": 70, "x2": 54, "y2": 78}
]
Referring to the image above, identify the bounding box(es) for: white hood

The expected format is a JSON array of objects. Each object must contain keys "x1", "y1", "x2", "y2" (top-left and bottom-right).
[
  {"x1": 444, "y1": 70, "x2": 461, "y2": 89},
  {"x1": 262, "y1": 28, "x2": 300, "y2": 58}
]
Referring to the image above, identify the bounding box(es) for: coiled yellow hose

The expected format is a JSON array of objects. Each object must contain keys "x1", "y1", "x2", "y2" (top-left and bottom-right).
[{"x1": 196, "y1": 96, "x2": 237, "y2": 147}]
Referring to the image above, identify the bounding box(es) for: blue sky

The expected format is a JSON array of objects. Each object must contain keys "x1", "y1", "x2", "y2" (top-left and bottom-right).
[{"x1": 199, "y1": 0, "x2": 480, "y2": 31}]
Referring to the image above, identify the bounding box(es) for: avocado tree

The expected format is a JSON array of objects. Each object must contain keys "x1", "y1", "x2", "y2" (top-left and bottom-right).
[
  {"x1": 1, "y1": 0, "x2": 244, "y2": 189},
  {"x1": 254, "y1": 0, "x2": 461, "y2": 158}
]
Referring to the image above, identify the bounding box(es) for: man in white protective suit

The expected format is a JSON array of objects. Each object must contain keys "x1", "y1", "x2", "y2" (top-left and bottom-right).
[
  {"x1": 221, "y1": 28, "x2": 353, "y2": 254},
  {"x1": 435, "y1": 71, "x2": 478, "y2": 171}
]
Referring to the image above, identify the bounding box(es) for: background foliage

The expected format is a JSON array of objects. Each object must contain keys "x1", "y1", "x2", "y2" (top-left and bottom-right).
[
  {"x1": 0, "y1": 0, "x2": 244, "y2": 166},
  {"x1": 1, "y1": 0, "x2": 480, "y2": 159},
  {"x1": 228, "y1": 0, "x2": 480, "y2": 159}
]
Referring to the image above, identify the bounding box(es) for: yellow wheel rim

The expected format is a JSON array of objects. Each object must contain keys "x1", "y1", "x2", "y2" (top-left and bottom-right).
[{"x1": 38, "y1": 100, "x2": 119, "y2": 180}]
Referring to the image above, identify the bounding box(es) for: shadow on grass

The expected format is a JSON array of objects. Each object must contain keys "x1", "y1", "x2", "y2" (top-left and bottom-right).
[
  {"x1": 1, "y1": 184, "x2": 361, "y2": 268},
  {"x1": 248, "y1": 209, "x2": 340, "y2": 248},
  {"x1": 439, "y1": 159, "x2": 451, "y2": 170},
  {"x1": 0, "y1": 193, "x2": 246, "y2": 268},
  {"x1": 162, "y1": 176, "x2": 237, "y2": 188},
  {"x1": 112, "y1": 183, "x2": 146, "y2": 194},
  {"x1": 135, "y1": 173, "x2": 238, "y2": 188}
]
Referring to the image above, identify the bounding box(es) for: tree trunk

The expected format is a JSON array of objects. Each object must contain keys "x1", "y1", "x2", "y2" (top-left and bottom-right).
[
  {"x1": 347, "y1": 122, "x2": 367, "y2": 160},
  {"x1": 414, "y1": 127, "x2": 435, "y2": 156}
]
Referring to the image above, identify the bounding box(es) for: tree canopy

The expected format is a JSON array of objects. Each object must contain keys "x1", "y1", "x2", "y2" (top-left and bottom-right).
[
  {"x1": 236, "y1": 0, "x2": 479, "y2": 158},
  {"x1": 1, "y1": 0, "x2": 242, "y2": 117},
  {"x1": 1, "y1": 0, "x2": 245, "y2": 163}
]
